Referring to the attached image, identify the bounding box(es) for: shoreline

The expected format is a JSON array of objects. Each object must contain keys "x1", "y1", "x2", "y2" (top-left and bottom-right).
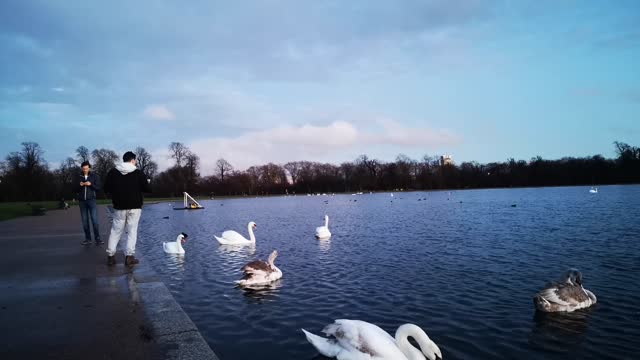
[{"x1": 0, "y1": 205, "x2": 219, "y2": 359}]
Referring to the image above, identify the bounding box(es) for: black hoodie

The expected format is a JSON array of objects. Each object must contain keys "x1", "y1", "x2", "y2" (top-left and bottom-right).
[{"x1": 103, "y1": 162, "x2": 152, "y2": 210}]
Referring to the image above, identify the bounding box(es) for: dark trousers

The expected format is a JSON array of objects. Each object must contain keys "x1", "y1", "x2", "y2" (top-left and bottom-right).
[{"x1": 79, "y1": 199, "x2": 100, "y2": 241}]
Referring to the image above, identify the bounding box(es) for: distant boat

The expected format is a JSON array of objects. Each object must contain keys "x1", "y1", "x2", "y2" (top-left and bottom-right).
[{"x1": 589, "y1": 187, "x2": 598, "y2": 194}]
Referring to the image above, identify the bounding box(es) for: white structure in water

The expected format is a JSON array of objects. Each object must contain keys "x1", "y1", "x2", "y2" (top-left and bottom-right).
[{"x1": 183, "y1": 192, "x2": 203, "y2": 209}]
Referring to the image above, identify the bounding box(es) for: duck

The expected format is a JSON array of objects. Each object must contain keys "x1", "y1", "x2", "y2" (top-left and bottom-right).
[
  {"x1": 215, "y1": 222, "x2": 257, "y2": 245},
  {"x1": 302, "y1": 319, "x2": 442, "y2": 360},
  {"x1": 534, "y1": 268, "x2": 597, "y2": 312},
  {"x1": 315, "y1": 215, "x2": 332, "y2": 240},
  {"x1": 236, "y1": 250, "x2": 282, "y2": 286},
  {"x1": 163, "y1": 232, "x2": 188, "y2": 254}
]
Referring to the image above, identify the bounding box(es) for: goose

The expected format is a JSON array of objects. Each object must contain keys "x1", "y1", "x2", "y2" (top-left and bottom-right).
[
  {"x1": 534, "y1": 268, "x2": 597, "y2": 313},
  {"x1": 215, "y1": 222, "x2": 257, "y2": 245},
  {"x1": 236, "y1": 250, "x2": 282, "y2": 286},
  {"x1": 302, "y1": 319, "x2": 442, "y2": 360},
  {"x1": 163, "y1": 232, "x2": 188, "y2": 254},
  {"x1": 315, "y1": 215, "x2": 332, "y2": 240}
]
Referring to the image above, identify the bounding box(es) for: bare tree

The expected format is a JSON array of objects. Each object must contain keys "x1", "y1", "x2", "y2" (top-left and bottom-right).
[
  {"x1": 76, "y1": 146, "x2": 90, "y2": 163},
  {"x1": 169, "y1": 142, "x2": 189, "y2": 167},
  {"x1": 21, "y1": 142, "x2": 46, "y2": 172},
  {"x1": 284, "y1": 161, "x2": 301, "y2": 185},
  {"x1": 135, "y1": 146, "x2": 158, "y2": 178},
  {"x1": 216, "y1": 158, "x2": 234, "y2": 183},
  {"x1": 91, "y1": 148, "x2": 119, "y2": 185}
]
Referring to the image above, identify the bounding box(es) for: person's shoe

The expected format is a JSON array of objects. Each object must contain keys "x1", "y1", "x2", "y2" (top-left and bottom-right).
[
  {"x1": 95, "y1": 239, "x2": 104, "y2": 245},
  {"x1": 125, "y1": 256, "x2": 139, "y2": 266},
  {"x1": 107, "y1": 255, "x2": 116, "y2": 266},
  {"x1": 81, "y1": 239, "x2": 91, "y2": 246}
]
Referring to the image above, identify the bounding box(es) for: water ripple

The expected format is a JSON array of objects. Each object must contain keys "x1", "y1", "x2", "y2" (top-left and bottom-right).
[{"x1": 137, "y1": 186, "x2": 640, "y2": 360}]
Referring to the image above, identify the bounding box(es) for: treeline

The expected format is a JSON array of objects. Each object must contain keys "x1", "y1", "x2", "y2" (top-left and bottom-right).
[{"x1": 1, "y1": 141, "x2": 639, "y2": 202}]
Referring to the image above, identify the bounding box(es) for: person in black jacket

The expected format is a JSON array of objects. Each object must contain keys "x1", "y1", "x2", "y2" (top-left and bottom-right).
[
  {"x1": 75, "y1": 161, "x2": 102, "y2": 245},
  {"x1": 103, "y1": 151, "x2": 151, "y2": 266}
]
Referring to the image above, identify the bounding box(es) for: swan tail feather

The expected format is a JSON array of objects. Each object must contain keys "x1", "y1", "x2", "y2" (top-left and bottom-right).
[
  {"x1": 214, "y1": 236, "x2": 228, "y2": 245},
  {"x1": 302, "y1": 329, "x2": 340, "y2": 358}
]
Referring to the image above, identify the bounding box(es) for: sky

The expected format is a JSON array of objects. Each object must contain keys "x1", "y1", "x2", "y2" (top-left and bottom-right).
[{"x1": 1, "y1": 0, "x2": 639, "y2": 174}]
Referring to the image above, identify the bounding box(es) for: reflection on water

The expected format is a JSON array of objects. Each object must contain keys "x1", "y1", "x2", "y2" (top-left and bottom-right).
[
  {"x1": 164, "y1": 253, "x2": 186, "y2": 271},
  {"x1": 529, "y1": 308, "x2": 594, "y2": 354},
  {"x1": 239, "y1": 280, "x2": 283, "y2": 303},
  {"x1": 317, "y1": 238, "x2": 331, "y2": 252},
  {"x1": 217, "y1": 244, "x2": 257, "y2": 256}
]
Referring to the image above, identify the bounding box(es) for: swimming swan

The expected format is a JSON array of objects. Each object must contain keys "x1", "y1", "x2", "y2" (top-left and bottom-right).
[
  {"x1": 315, "y1": 215, "x2": 332, "y2": 240},
  {"x1": 236, "y1": 250, "x2": 282, "y2": 286},
  {"x1": 163, "y1": 232, "x2": 188, "y2": 254},
  {"x1": 534, "y1": 268, "x2": 597, "y2": 313},
  {"x1": 215, "y1": 222, "x2": 257, "y2": 245},
  {"x1": 302, "y1": 319, "x2": 442, "y2": 360}
]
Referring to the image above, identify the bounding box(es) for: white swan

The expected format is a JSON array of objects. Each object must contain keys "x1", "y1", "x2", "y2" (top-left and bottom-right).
[
  {"x1": 302, "y1": 320, "x2": 442, "y2": 360},
  {"x1": 236, "y1": 250, "x2": 282, "y2": 286},
  {"x1": 534, "y1": 268, "x2": 597, "y2": 313},
  {"x1": 215, "y1": 222, "x2": 257, "y2": 245},
  {"x1": 315, "y1": 215, "x2": 332, "y2": 240},
  {"x1": 589, "y1": 187, "x2": 598, "y2": 194},
  {"x1": 163, "y1": 232, "x2": 188, "y2": 254}
]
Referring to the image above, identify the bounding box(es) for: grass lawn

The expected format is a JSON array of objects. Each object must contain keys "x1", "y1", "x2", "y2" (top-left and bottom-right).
[
  {"x1": 0, "y1": 194, "x2": 289, "y2": 221},
  {"x1": 0, "y1": 201, "x2": 62, "y2": 221},
  {"x1": 0, "y1": 197, "x2": 186, "y2": 222}
]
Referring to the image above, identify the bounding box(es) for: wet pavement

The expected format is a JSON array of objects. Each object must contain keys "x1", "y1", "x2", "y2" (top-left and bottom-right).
[{"x1": 0, "y1": 205, "x2": 217, "y2": 360}]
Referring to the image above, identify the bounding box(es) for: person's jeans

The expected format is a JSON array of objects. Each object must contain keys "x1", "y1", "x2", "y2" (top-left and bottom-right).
[
  {"x1": 106, "y1": 209, "x2": 142, "y2": 256},
  {"x1": 79, "y1": 199, "x2": 100, "y2": 241}
]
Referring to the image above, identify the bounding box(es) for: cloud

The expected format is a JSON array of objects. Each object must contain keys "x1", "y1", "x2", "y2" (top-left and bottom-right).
[
  {"x1": 143, "y1": 104, "x2": 175, "y2": 120},
  {"x1": 154, "y1": 120, "x2": 461, "y2": 174}
]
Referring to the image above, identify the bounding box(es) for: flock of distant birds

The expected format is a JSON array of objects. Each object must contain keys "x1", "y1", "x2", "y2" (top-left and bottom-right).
[{"x1": 159, "y1": 189, "x2": 600, "y2": 360}]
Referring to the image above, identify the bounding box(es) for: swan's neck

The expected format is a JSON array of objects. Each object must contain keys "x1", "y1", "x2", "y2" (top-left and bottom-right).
[
  {"x1": 268, "y1": 252, "x2": 277, "y2": 267},
  {"x1": 395, "y1": 324, "x2": 440, "y2": 360},
  {"x1": 324, "y1": 216, "x2": 329, "y2": 227},
  {"x1": 176, "y1": 235, "x2": 185, "y2": 251},
  {"x1": 248, "y1": 225, "x2": 256, "y2": 242}
]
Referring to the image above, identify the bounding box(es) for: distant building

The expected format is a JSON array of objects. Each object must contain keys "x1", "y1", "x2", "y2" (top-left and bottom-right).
[{"x1": 441, "y1": 154, "x2": 453, "y2": 166}]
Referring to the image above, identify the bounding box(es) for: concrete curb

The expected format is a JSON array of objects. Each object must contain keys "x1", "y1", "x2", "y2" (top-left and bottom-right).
[{"x1": 131, "y1": 267, "x2": 220, "y2": 360}]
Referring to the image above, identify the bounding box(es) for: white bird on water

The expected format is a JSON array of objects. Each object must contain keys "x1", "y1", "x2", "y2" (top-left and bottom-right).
[
  {"x1": 236, "y1": 250, "x2": 282, "y2": 286},
  {"x1": 302, "y1": 319, "x2": 442, "y2": 360},
  {"x1": 163, "y1": 232, "x2": 188, "y2": 254},
  {"x1": 214, "y1": 222, "x2": 257, "y2": 245},
  {"x1": 533, "y1": 268, "x2": 597, "y2": 313},
  {"x1": 315, "y1": 215, "x2": 332, "y2": 240}
]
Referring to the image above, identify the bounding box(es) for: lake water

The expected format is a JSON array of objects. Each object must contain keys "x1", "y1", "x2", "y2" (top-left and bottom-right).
[{"x1": 137, "y1": 185, "x2": 640, "y2": 359}]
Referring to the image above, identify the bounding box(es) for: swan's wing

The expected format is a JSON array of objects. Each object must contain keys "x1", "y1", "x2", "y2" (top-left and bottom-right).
[
  {"x1": 242, "y1": 260, "x2": 271, "y2": 274},
  {"x1": 323, "y1": 320, "x2": 402, "y2": 358},
  {"x1": 163, "y1": 242, "x2": 174, "y2": 253},
  {"x1": 584, "y1": 288, "x2": 597, "y2": 304},
  {"x1": 538, "y1": 283, "x2": 588, "y2": 306},
  {"x1": 222, "y1": 230, "x2": 249, "y2": 242},
  {"x1": 302, "y1": 329, "x2": 341, "y2": 358}
]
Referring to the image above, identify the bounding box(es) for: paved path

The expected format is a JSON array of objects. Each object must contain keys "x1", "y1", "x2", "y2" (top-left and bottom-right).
[{"x1": 0, "y1": 205, "x2": 218, "y2": 360}]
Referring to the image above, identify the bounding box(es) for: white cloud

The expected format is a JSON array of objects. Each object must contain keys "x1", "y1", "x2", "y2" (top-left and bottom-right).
[
  {"x1": 52, "y1": 87, "x2": 65, "y2": 92},
  {"x1": 143, "y1": 104, "x2": 175, "y2": 120},
  {"x1": 152, "y1": 120, "x2": 461, "y2": 174}
]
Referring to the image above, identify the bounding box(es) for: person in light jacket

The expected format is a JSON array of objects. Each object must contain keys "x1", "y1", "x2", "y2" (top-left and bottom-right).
[
  {"x1": 103, "y1": 151, "x2": 151, "y2": 266},
  {"x1": 75, "y1": 161, "x2": 102, "y2": 245}
]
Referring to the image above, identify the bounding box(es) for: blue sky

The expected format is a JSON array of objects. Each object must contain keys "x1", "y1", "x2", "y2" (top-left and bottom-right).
[{"x1": 1, "y1": 0, "x2": 639, "y2": 173}]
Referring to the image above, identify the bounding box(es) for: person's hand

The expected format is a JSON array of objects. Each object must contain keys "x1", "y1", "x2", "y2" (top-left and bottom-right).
[
  {"x1": 80, "y1": 181, "x2": 86, "y2": 186},
  {"x1": 84, "y1": 181, "x2": 92, "y2": 186}
]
